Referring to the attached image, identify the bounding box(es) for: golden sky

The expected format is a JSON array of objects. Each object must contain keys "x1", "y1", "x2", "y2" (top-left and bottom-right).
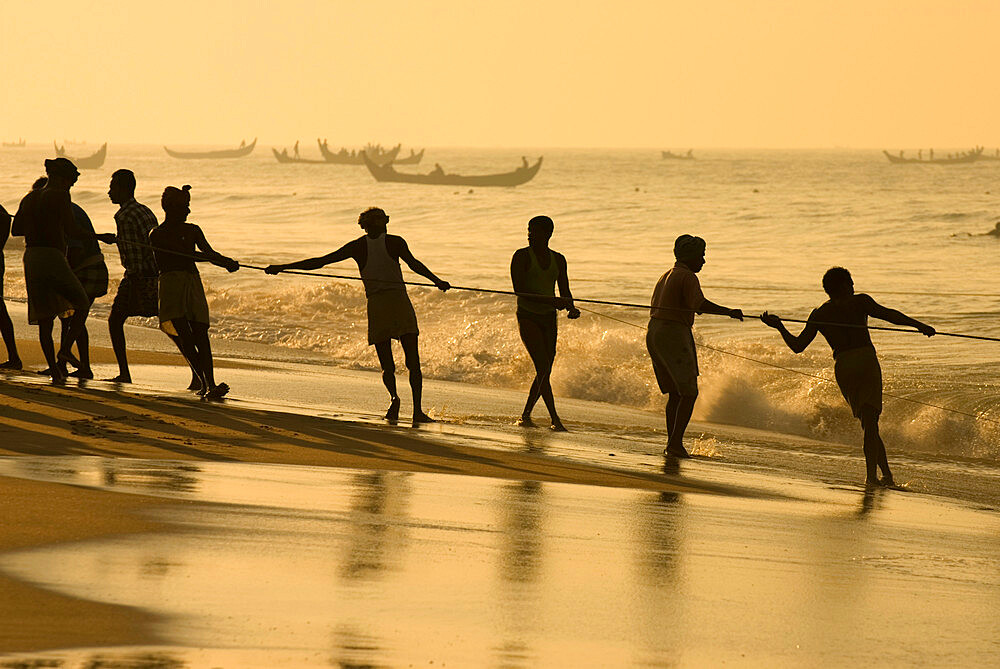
[{"x1": 2, "y1": 0, "x2": 998, "y2": 148}]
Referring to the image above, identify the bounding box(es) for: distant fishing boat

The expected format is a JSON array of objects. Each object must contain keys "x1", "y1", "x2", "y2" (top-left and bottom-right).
[
  {"x1": 318, "y1": 140, "x2": 402, "y2": 165},
  {"x1": 392, "y1": 148, "x2": 425, "y2": 165},
  {"x1": 662, "y1": 150, "x2": 695, "y2": 160},
  {"x1": 53, "y1": 141, "x2": 107, "y2": 169},
  {"x1": 164, "y1": 138, "x2": 256, "y2": 159},
  {"x1": 2, "y1": 138, "x2": 25, "y2": 148},
  {"x1": 883, "y1": 148, "x2": 983, "y2": 164},
  {"x1": 271, "y1": 148, "x2": 326, "y2": 164},
  {"x1": 362, "y1": 153, "x2": 542, "y2": 187}
]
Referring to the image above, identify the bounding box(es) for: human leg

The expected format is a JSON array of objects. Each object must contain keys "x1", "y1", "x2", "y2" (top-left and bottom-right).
[
  {"x1": 400, "y1": 333, "x2": 434, "y2": 423},
  {"x1": 861, "y1": 408, "x2": 890, "y2": 485},
  {"x1": 516, "y1": 313, "x2": 562, "y2": 429},
  {"x1": 190, "y1": 322, "x2": 228, "y2": 398},
  {"x1": 0, "y1": 299, "x2": 21, "y2": 369},
  {"x1": 169, "y1": 318, "x2": 205, "y2": 392},
  {"x1": 37, "y1": 317, "x2": 63, "y2": 381},
  {"x1": 374, "y1": 340, "x2": 400, "y2": 421},
  {"x1": 664, "y1": 393, "x2": 697, "y2": 458},
  {"x1": 107, "y1": 309, "x2": 132, "y2": 382}
]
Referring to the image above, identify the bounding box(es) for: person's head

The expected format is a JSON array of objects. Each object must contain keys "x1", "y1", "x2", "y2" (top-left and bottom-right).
[
  {"x1": 822, "y1": 266, "x2": 854, "y2": 297},
  {"x1": 31, "y1": 176, "x2": 48, "y2": 190},
  {"x1": 358, "y1": 207, "x2": 388, "y2": 234},
  {"x1": 108, "y1": 169, "x2": 136, "y2": 205},
  {"x1": 43, "y1": 158, "x2": 79, "y2": 189},
  {"x1": 161, "y1": 185, "x2": 192, "y2": 219},
  {"x1": 527, "y1": 215, "x2": 554, "y2": 246},
  {"x1": 673, "y1": 234, "x2": 706, "y2": 272}
]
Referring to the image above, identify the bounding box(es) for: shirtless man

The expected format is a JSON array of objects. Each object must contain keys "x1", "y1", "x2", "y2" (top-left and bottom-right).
[
  {"x1": 510, "y1": 215, "x2": 579, "y2": 430},
  {"x1": 148, "y1": 185, "x2": 239, "y2": 398},
  {"x1": 761, "y1": 267, "x2": 935, "y2": 486},
  {"x1": 11, "y1": 158, "x2": 91, "y2": 382},
  {"x1": 646, "y1": 235, "x2": 743, "y2": 458},
  {"x1": 265, "y1": 207, "x2": 450, "y2": 424}
]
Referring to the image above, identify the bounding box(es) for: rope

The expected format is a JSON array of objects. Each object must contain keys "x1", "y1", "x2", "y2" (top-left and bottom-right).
[{"x1": 573, "y1": 305, "x2": 1000, "y2": 426}]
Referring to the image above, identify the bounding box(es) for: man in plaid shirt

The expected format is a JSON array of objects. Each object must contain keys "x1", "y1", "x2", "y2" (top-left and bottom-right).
[{"x1": 99, "y1": 169, "x2": 187, "y2": 383}]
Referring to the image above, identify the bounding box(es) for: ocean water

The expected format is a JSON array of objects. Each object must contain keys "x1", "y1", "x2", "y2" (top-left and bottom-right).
[{"x1": 1, "y1": 144, "x2": 998, "y2": 465}]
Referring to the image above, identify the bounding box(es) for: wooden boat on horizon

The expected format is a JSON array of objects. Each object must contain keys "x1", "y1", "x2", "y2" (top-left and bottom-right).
[
  {"x1": 164, "y1": 138, "x2": 256, "y2": 159},
  {"x1": 882, "y1": 148, "x2": 983, "y2": 164},
  {"x1": 362, "y1": 153, "x2": 542, "y2": 187},
  {"x1": 271, "y1": 148, "x2": 327, "y2": 164},
  {"x1": 318, "y1": 140, "x2": 401, "y2": 164},
  {"x1": 53, "y1": 141, "x2": 107, "y2": 169},
  {"x1": 662, "y1": 149, "x2": 695, "y2": 160},
  {"x1": 392, "y1": 148, "x2": 425, "y2": 165},
  {"x1": 2, "y1": 138, "x2": 26, "y2": 148}
]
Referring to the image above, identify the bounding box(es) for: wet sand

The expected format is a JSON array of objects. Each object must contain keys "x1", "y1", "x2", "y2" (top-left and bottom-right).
[{"x1": 1, "y1": 323, "x2": 999, "y2": 665}]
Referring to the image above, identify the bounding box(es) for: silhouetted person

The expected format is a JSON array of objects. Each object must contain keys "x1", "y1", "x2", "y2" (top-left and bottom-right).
[
  {"x1": 240, "y1": 139, "x2": 245, "y2": 148},
  {"x1": 521, "y1": 156, "x2": 529, "y2": 169},
  {"x1": 929, "y1": 148, "x2": 934, "y2": 160},
  {"x1": 99, "y1": 169, "x2": 191, "y2": 384},
  {"x1": 510, "y1": 215, "x2": 580, "y2": 431},
  {"x1": 646, "y1": 235, "x2": 743, "y2": 458},
  {"x1": 148, "y1": 185, "x2": 239, "y2": 399},
  {"x1": 0, "y1": 204, "x2": 21, "y2": 369},
  {"x1": 32, "y1": 176, "x2": 108, "y2": 379},
  {"x1": 431, "y1": 163, "x2": 444, "y2": 176},
  {"x1": 294, "y1": 140, "x2": 300, "y2": 158},
  {"x1": 265, "y1": 207, "x2": 450, "y2": 424},
  {"x1": 11, "y1": 158, "x2": 91, "y2": 382},
  {"x1": 761, "y1": 267, "x2": 935, "y2": 486}
]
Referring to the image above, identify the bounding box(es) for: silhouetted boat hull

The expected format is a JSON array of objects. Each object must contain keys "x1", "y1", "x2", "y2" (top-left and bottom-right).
[
  {"x1": 883, "y1": 149, "x2": 982, "y2": 164},
  {"x1": 363, "y1": 154, "x2": 542, "y2": 187},
  {"x1": 271, "y1": 148, "x2": 327, "y2": 164},
  {"x1": 318, "y1": 140, "x2": 402, "y2": 164},
  {"x1": 164, "y1": 139, "x2": 256, "y2": 159},
  {"x1": 662, "y1": 151, "x2": 695, "y2": 160},
  {"x1": 2, "y1": 139, "x2": 25, "y2": 148},
  {"x1": 53, "y1": 142, "x2": 107, "y2": 169}
]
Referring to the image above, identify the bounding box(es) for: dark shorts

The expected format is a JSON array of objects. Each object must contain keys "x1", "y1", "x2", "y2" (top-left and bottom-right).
[
  {"x1": 517, "y1": 309, "x2": 557, "y2": 359},
  {"x1": 111, "y1": 273, "x2": 159, "y2": 318},
  {"x1": 646, "y1": 318, "x2": 699, "y2": 397},
  {"x1": 834, "y1": 346, "x2": 882, "y2": 418}
]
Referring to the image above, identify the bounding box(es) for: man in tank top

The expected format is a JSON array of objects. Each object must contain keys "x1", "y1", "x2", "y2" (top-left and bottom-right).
[
  {"x1": 510, "y1": 215, "x2": 580, "y2": 430},
  {"x1": 647, "y1": 234, "x2": 743, "y2": 458},
  {"x1": 265, "y1": 207, "x2": 450, "y2": 424},
  {"x1": 761, "y1": 267, "x2": 935, "y2": 486}
]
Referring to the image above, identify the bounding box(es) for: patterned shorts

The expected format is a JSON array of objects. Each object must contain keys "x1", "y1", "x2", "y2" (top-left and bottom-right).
[{"x1": 111, "y1": 273, "x2": 159, "y2": 318}]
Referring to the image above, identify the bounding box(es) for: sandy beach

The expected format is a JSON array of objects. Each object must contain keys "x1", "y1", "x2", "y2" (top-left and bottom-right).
[{"x1": 1, "y1": 319, "x2": 999, "y2": 667}]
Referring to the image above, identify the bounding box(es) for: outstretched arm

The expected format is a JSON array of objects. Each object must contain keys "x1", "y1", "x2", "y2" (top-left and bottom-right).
[
  {"x1": 700, "y1": 298, "x2": 743, "y2": 321},
  {"x1": 193, "y1": 227, "x2": 239, "y2": 272},
  {"x1": 863, "y1": 295, "x2": 935, "y2": 336},
  {"x1": 760, "y1": 311, "x2": 818, "y2": 353},
  {"x1": 555, "y1": 253, "x2": 580, "y2": 318},
  {"x1": 397, "y1": 238, "x2": 450, "y2": 291},
  {"x1": 265, "y1": 239, "x2": 358, "y2": 274}
]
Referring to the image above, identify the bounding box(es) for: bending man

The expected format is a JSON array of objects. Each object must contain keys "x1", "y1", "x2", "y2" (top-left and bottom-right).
[
  {"x1": 761, "y1": 267, "x2": 934, "y2": 486},
  {"x1": 647, "y1": 235, "x2": 743, "y2": 458},
  {"x1": 510, "y1": 215, "x2": 579, "y2": 431},
  {"x1": 265, "y1": 207, "x2": 449, "y2": 424}
]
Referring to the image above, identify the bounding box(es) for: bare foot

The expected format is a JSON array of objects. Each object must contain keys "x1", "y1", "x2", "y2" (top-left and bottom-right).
[
  {"x1": 187, "y1": 377, "x2": 201, "y2": 391},
  {"x1": 385, "y1": 397, "x2": 400, "y2": 423},
  {"x1": 663, "y1": 445, "x2": 691, "y2": 459},
  {"x1": 412, "y1": 411, "x2": 436, "y2": 424},
  {"x1": 50, "y1": 366, "x2": 67, "y2": 384},
  {"x1": 67, "y1": 368, "x2": 94, "y2": 380},
  {"x1": 105, "y1": 374, "x2": 132, "y2": 383},
  {"x1": 550, "y1": 419, "x2": 568, "y2": 432},
  {"x1": 206, "y1": 383, "x2": 230, "y2": 400},
  {"x1": 37, "y1": 367, "x2": 54, "y2": 376},
  {"x1": 878, "y1": 476, "x2": 895, "y2": 488},
  {"x1": 0, "y1": 359, "x2": 22, "y2": 370},
  {"x1": 515, "y1": 415, "x2": 535, "y2": 427}
]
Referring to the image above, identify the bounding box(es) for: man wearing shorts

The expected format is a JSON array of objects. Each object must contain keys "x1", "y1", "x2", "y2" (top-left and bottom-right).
[
  {"x1": 761, "y1": 267, "x2": 935, "y2": 486},
  {"x1": 265, "y1": 207, "x2": 450, "y2": 424},
  {"x1": 646, "y1": 234, "x2": 743, "y2": 458}
]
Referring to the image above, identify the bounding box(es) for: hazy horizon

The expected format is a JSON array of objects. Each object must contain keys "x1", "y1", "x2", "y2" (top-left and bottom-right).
[{"x1": 3, "y1": 0, "x2": 999, "y2": 148}]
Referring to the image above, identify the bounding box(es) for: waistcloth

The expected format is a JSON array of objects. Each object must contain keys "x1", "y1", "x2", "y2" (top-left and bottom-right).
[
  {"x1": 646, "y1": 318, "x2": 699, "y2": 397},
  {"x1": 158, "y1": 270, "x2": 210, "y2": 336},
  {"x1": 366, "y1": 289, "x2": 418, "y2": 344},
  {"x1": 22, "y1": 247, "x2": 89, "y2": 324},
  {"x1": 71, "y1": 253, "x2": 109, "y2": 301},
  {"x1": 516, "y1": 309, "x2": 558, "y2": 358},
  {"x1": 833, "y1": 345, "x2": 882, "y2": 418},
  {"x1": 112, "y1": 272, "x2": 159, "y2": 318}
]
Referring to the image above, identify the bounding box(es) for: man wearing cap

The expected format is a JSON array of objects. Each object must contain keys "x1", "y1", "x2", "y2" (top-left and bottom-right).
[
  {"x1": 11, "y1": 158, "x2": 91, "y2": 382},
  {"x1": 98, "y1": 169, "x2": 164, "y2": 383},
  {"x1": 647, "y1": 234, "x2": 743, "y2": 458}
]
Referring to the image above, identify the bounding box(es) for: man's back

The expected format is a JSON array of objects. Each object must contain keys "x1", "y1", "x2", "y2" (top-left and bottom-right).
[
  {"x1": 13, "y1": 188, "x2": 73, "y2": 251},
  {"x1": 813, "y1": 294, "x2": 876, "y2": 356}
]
